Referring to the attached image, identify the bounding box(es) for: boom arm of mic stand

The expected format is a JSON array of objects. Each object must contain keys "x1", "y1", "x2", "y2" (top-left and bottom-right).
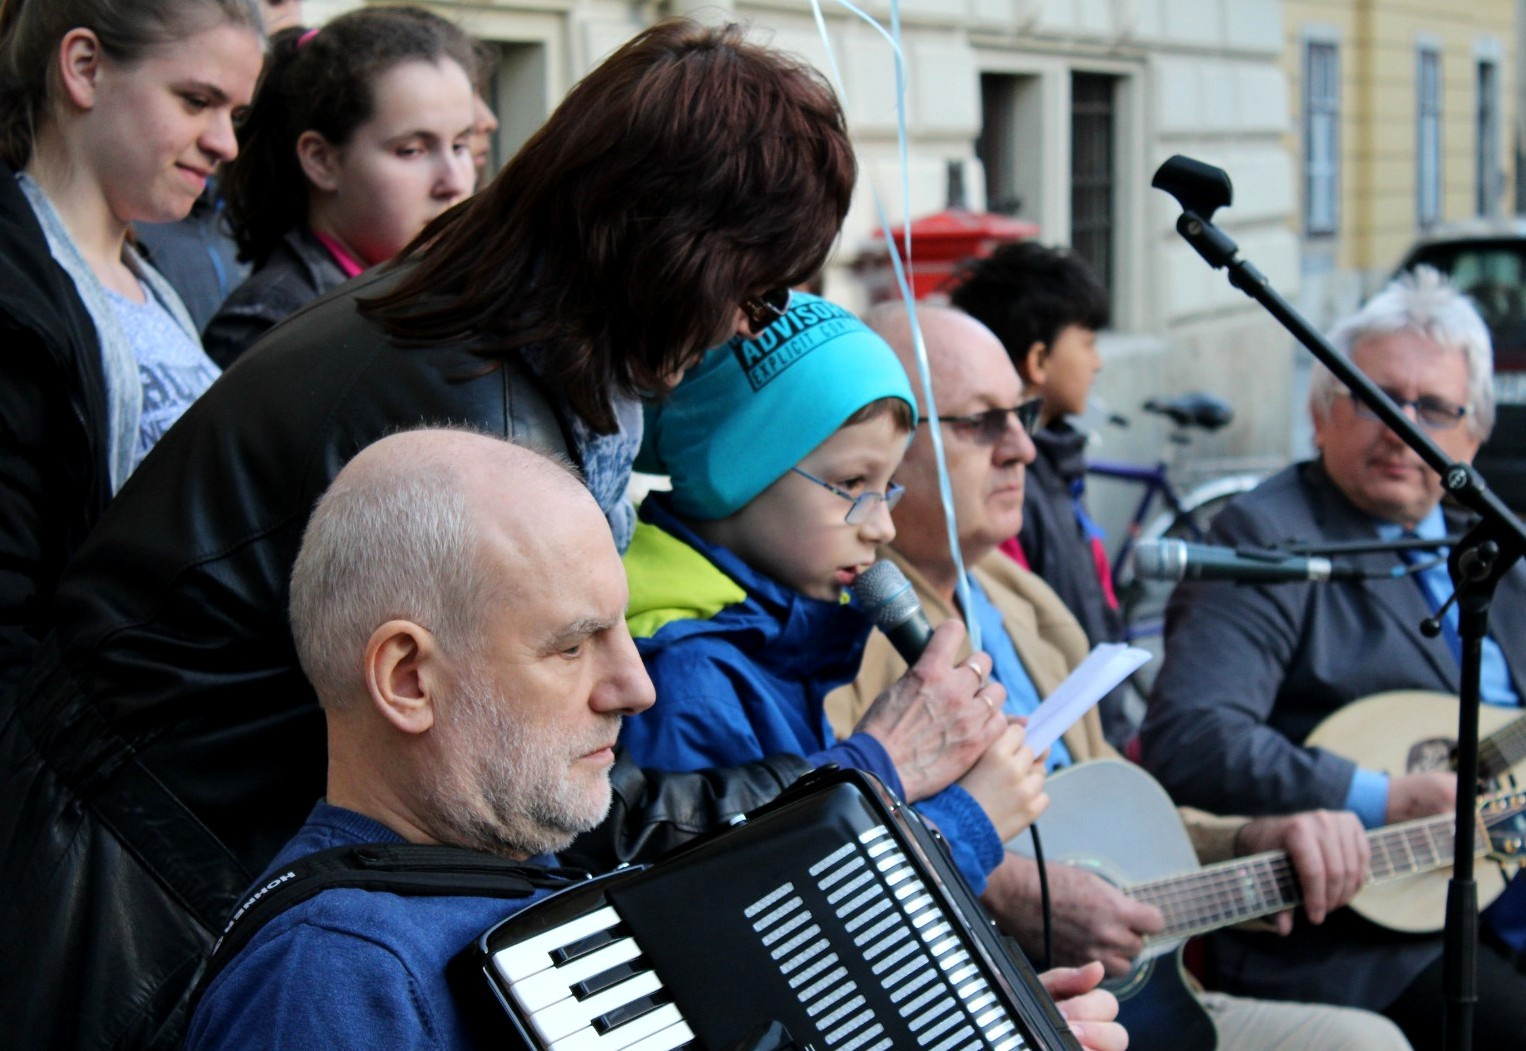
[
  {"x1": 1151, "y1": 156, "x2": 1524, "y2": 541},
  {"x1": 1153, "y1": 153, "x2": 1526, "y2": 1051}
]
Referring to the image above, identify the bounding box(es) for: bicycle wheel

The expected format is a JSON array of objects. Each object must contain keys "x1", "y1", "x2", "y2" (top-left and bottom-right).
[{"x1": 1116, "y1": 473, "x2": 1264, "y2": 695}]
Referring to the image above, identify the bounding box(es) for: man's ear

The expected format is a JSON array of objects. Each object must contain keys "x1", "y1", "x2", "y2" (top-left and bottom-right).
[
  {"x1": 57, "y1": 29, "x2": 105, "y2": 111},
  {"x1": 296, "y1": 130, "x2": 342, "y2": 194},
  {"x1": 364, "y1": 620, "x2": 444, "y2": 736}
]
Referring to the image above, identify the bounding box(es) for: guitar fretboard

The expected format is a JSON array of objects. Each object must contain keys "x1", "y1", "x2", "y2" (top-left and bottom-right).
[
  {"x1": 1477, "y1": 715, "x2": 1526, "y2": 780},
  {"x1": 1130, "y1": 811, "x2": 1487, "y2": 944}
]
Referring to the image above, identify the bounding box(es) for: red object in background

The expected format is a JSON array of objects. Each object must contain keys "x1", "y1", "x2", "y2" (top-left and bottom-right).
[{"x1": 854, "y1": 208, "x2": 1039, "y2": 303}]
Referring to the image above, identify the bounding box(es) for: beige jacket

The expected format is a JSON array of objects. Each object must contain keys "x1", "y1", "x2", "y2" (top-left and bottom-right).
[{"x1": 826, "y1": 548, "x2": 1245, "y2": 863}]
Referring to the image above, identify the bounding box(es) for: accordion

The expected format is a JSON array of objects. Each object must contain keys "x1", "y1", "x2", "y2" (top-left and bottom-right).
[{"x1": 470, "y1": 768, "x2": 1080, "y2": 1051}]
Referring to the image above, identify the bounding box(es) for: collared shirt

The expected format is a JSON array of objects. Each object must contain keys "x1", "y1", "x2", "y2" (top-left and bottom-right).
[{"x1": 965, "y1": 573, "x2": 1072, "y2": 771}]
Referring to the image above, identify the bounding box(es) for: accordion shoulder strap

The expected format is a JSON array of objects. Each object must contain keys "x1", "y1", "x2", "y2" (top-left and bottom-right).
[{"x1": 198, "y1": 843, "x2": 588, "y2": 997}]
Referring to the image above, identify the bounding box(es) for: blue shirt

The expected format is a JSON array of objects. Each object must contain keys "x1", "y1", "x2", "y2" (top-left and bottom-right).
[
  {"x1": 1343, "y1": 508, "x2": 1526, "y2": 951},
  {"x1": 187, "y1": 803, "x2": 558, "y2": 1050},
  {"x1": 105, "y1": 278, "x2": 219, "y2": 470},
  {"x1": 1345, "y1": 506, "x2": 1521, "y2": 828},
  {"x1": 964, "y1": 573, "x2": 1072, "y2": 771}
]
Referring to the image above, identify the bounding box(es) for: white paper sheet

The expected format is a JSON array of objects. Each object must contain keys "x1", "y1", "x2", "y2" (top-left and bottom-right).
[{"x1": 1023, "y1": 643, "x2": 1152, "y2": 754}]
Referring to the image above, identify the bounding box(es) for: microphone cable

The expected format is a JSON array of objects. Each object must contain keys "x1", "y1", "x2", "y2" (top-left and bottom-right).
[{"x1": 1029, "y1": 822, "x2": 1053, "y2": 971}]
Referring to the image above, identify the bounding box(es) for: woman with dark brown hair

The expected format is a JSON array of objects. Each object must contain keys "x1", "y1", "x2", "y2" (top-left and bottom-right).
[
  {"x1": 0, "y1": 18, "x2": 858, "y2": 1050},
  {"x1": 359, "y1": 17, "x2": 857, "y2": 546}
]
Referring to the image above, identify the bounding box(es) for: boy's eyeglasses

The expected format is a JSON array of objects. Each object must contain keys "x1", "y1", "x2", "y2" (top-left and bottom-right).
[
  {"x1": 1346, "y1": 389, "x2": 1470, "y2": 431},
  {"x1": 924, "y1": 397, "x2": 1045, "y2": 444},
  {"x1": 790, "y1": 467, "x2": 905, "y2": 525},
  {"x1": 740, "y1": 287, "x2": 793, "y2": 328}
]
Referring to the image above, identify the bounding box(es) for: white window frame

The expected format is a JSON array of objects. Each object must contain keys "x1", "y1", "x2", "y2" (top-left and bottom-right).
[
  {"x1": 1416, "y1": 43, "x2": 1443, "y2": 228},
  {"x1": 1303, "y1": 38, "x2": 1340, "y2": 236}
]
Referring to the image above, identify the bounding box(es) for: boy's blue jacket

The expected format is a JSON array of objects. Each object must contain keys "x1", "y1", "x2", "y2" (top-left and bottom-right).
[{"x1": 622, "y1": 495, "x2": 1004, "y2": 893}]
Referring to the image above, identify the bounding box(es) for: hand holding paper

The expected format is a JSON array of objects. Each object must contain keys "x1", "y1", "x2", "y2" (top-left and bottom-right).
[{"x1": 1024, "y1": 644, "x2": 1151, "y2": 755}]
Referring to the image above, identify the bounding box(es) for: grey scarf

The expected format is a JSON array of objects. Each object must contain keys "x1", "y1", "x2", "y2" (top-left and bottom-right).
[{"x1": 16, "y1": 172, "x2": 198, "y2": 492}]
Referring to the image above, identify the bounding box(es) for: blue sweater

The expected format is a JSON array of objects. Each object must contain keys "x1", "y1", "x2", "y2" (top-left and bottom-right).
[
  {"x1": 622, "y1": 496, "x2": 1003, "y2": 893},
  {"x1": 186, "y1": 803, "x2": 558, "y2": 1050}
]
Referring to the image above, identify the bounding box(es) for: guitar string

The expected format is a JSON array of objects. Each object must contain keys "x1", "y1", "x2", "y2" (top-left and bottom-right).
[
  {"x1": 1480, "y1": 719, "x2": 1526, "y2": 775},
  {"x1": 1134, "y1": 798, "x2": 1513, "y2": 930},
  {"x1": 1135, "y1": 830, "x2": 1462, "y2": 939},
  {"x1": 1128, "y1": 818, "x2": 1471, "y2": 938}
]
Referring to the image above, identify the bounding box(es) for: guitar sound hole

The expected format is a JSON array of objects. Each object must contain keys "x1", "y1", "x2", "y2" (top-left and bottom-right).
[{"x1": 1406, "y1": 736, "x2": 1456, "y2": 773}]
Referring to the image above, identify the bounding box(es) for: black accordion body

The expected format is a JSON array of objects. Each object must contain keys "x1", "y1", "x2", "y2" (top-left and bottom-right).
[{"x1": 471, "y1": 768, "x2": 1080, "y2": 1051}]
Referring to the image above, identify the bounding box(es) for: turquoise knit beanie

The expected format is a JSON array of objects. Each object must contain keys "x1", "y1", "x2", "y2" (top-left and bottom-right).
[{"x1": 639, "y1": 293, "x2": 917, "y2": 520}]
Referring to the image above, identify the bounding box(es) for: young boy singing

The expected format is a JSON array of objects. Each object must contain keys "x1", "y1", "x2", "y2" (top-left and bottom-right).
[{"x1": 620, "y1": 293, "x2": 1046, "y2": 893}]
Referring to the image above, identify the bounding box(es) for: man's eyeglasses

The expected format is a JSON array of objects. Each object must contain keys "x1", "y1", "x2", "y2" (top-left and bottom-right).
[
  {"x1": 922, "y1": 397, "x2": 1045, "y2": 445},
  {"x1": 1346, "y1": 389, "x2": 1471, "y2": 432},
  {"x1": 740, "y1": 287, "x2": 793, "y2": 329},
  {"x1": 790, "y1": 467, "x2": 905, "y2": 525}
]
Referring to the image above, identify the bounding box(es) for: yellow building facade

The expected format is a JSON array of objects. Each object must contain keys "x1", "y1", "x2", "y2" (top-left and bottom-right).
[{"x1": 1283, "y1": 0, "x2": 1516, "y2": 290}]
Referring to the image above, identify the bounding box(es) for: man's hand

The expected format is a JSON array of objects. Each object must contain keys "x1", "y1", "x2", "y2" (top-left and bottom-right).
[
  {"x1": 982, "y1": 854, "x2": 1163, "y2": 977},
  {"x1": 1039, "y1": 962, "x2": 1128, "y2": 1051},
  {"x1": 1234, "y1": 810, "x2": 1369, "y2": 931},
  {"x1": 852, "y1": 620, "x2": 1005, "y2": 802},
  {"x1": 956, "y1": 720, "x2": 1048, "y2": 842},
  {"x1": 1386, "y1": 771, "x2": 1456, "y2": 824}
]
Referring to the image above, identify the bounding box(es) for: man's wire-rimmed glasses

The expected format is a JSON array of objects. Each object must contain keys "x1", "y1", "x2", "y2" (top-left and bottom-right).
[{"x1": 1346, "y1": 389, "x2": 1470, "y2": 432}]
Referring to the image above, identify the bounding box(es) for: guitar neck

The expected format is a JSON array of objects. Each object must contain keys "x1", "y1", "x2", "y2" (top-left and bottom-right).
[
  {"x1": 1130, "y1": 812, "x2": 1480, "y2": 943},
  {"x1": 1476, "y1": 715, "x2": 1526, "y2": 780}
]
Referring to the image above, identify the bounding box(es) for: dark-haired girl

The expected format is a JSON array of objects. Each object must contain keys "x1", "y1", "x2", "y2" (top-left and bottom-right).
[{"x1": 203, "y1": 7, "x2": 476, "y2": 366}]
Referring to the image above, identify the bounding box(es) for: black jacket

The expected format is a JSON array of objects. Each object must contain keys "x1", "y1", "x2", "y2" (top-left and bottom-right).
[
  {"x1": 200, "y1": 224, "x2": 347, "y2": 369},
  {"x1": 0, "y1": 265, "x2": 809, "y2": 1050},
  {"x1": 1141, "y1": 460, "x2": 1526, "y2": 1011},
  {"x1": 0, "y1": 164, "x2": 113, "y2": 689}
]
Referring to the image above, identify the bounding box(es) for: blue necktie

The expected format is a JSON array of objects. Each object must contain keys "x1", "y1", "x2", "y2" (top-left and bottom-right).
[{"x1": 1398, "y1": 535, "x2": 1463, "y2": 663}]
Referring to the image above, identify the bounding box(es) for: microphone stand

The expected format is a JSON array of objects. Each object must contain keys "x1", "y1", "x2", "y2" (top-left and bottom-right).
[
  {"x1": 1152, "y1": 155, "x2": 1526, "y2": 1051},
  {"x1": 1275, "y1": 534, "x2": 1465, "y2": 558}
]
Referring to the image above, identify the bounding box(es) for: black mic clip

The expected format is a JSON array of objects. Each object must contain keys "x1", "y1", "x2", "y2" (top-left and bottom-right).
[
  {"x1": 1421, "y1": 596, "x2": 1458, "y2": 640},
  {"x1": 1421, "y1": 542, "x2": 1499, "y2": 637}
]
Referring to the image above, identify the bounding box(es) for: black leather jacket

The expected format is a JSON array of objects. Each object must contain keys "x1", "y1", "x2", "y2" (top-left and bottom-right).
[
  {"x1": 200, "y1": 224, "x2": 347, "y2": 369},
  {"x1": 0, "y1": 164, "x2": 113, "y2": 688},
  {"x1": 0, "y1": 265, "x2": 809, "y2": 1049}
]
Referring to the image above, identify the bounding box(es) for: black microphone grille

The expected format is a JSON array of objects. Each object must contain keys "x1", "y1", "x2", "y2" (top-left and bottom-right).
[{"x1": 850, "y1": 560, "x2": 921, "y2": 631}]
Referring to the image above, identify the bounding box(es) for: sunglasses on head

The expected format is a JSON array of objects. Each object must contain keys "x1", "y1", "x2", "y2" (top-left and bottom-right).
[
  {"x1": 740, "y1": 287, "x2": 793, "y2": 329},
  {"x1": 920, "y1": 397, "x2": 1045, "y2": 445}
]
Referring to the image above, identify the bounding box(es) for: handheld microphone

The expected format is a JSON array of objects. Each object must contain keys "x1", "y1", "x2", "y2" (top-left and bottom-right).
[
  {"x1": 1133, "y1": 538, "x2": 1366, "y2": 583},
  {"x1": 851, "y1": 561, "x2": 933, "y2": 662}
]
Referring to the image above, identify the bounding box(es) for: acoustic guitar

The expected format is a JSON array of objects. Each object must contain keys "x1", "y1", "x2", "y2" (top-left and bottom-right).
[
  {"x1": 1306, "y1": 689, "x2": 1526, "y2": 931},
  {"x1": 1006, "y1": 759, "x2": 1526, "y2": 1051}
]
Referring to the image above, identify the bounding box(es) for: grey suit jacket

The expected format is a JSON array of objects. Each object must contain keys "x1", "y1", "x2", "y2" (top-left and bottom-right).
[{"x1": 1139, "y1": 459, "x2": 1526, "y2": 1010}]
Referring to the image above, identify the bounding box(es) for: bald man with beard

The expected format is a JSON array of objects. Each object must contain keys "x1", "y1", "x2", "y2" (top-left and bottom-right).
[{"x1": 188, "y1": 430, "x2": 656, "y2": 1049}]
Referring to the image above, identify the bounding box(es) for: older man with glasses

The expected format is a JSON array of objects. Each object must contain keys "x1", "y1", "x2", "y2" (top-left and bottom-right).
[
  {"x1": 830, "y1": 301, "x2": 1407, "y2": 1051},
  {"x1": 1140, "y1": 266, "x2": 1526, "y2": 1049}
]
